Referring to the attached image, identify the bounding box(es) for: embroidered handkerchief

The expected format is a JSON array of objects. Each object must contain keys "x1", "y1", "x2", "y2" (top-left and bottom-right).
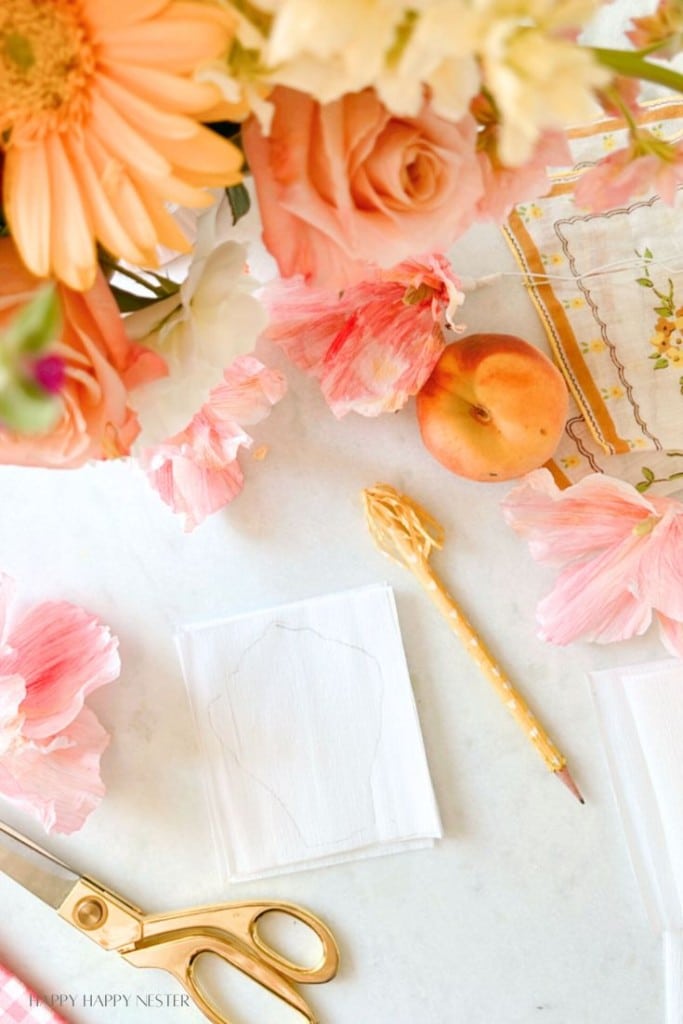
[{"x1": 505, "y1": 100, "x2": 683, "y2": 497}]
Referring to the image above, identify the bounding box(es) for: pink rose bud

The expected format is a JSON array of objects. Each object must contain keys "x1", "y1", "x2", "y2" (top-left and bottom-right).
[{"x1": 33, "y1": 354, "x2": 65, "y2": 394}]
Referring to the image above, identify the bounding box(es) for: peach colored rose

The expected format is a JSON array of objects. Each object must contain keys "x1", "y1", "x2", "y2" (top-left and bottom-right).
[
  {"x1": 243, "y1": 86, "x2": 484, "y2": 288},
  {"x1": 0, "y1": 238, "x2": 166, "y2": 468}
]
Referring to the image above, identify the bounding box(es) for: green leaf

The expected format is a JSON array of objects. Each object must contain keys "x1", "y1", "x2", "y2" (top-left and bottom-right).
[
  {"x1": 2, "y1": 285, "x2": 60, "y2": 354},
  {"x1": 0, "y1": 382, "x2": 60, "y2": 435},
  {"x1": 635, "y1": 480, "x2": 652, "y2": 492},
  {"x1": 643, "y1": 248, "x2": 653, "y2": 260},
  {"x1": 654, "y1": 305, "x2": 672, "y2": 316},
  {"x1": 225, "y1": 182, "x2": 251, "y2": 225},
  {"x1": 654, "y1": 357, "x2": 669, "y2": 368},
  {"x1": 636, "y1": 277, "x2": 654, "y2": 287},
  {"x1": 642, "y1": 466, "x2": 655, "y2": 482}
]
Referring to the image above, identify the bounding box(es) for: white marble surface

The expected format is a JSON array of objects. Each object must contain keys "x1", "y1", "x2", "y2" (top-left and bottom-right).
[{"x1": 0, "y1": 208, "x2": 672, "y2": 1024}]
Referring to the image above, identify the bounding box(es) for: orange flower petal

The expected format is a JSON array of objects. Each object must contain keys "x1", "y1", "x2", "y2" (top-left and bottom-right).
[
  {"x1": 101, "y1": 61, "x2": 220, "y2": 114},
  {"x1": 85, "y1": 134, "x2": 158, "y2": 258},
  {"x1": 95, "y1": 72, "x2": 198, "y2": 140},
  {"x1": 84, "y1": 0, "x2": 169, "y2": 33},
  {"x1": 4, "y1": 146, "x2": 52, "y2": 279},
  {"x1": 99, "y1": 18, "x2": 230, "y2": 72},
  {"x1": 129, "y1": 178, "x2": 193, "y2": 253},
  {"x1": 63, "y1": 135, "x2": 145, "y2": 267},
  {"x1": 47, "y1": 135, "x2": 96, "y2": 291},
  {"x1": 90, "y1": 90, "x2": 171, "y2": 179},
  {"x1": 151, "y1": 123, "x2": 244, "y2": 179}
]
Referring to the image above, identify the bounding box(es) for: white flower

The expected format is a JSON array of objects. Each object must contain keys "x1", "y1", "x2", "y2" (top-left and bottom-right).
[
  {"x1": 125, "y1": 202, "x2": 268, "y2": 445},
  {"x1": 471, "y1": 0, "x2": 610, "y2": 165},
  {"x1": 375, "y1": 2, "x2": 480, "y2": 119}
]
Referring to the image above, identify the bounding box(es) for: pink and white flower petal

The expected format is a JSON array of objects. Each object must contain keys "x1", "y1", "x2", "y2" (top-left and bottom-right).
[
  {"x1": 502, "y1": 470, "x2": 657, "y2": 566},
  {"x1": 3, "y1": 603, "x2": 120, "y2": 741},
  {"x1": 658, "y1": 613, "x2": 683, "y2": 660},
  {"x1": 536, "y1": 534, "x2": 656, "y2": 646},
  {"x1": 142, "y1": 357, "x2": 286, "y2": 530},
  {"x1": 0, "y1": 675, "x2": 27, "y2": 755},
  {"x1": 0, "y1": 707, "x2": 110, "y2": 835}
]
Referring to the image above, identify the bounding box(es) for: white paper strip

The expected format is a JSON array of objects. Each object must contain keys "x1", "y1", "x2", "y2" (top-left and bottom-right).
[
  {"x1": 176, "y1": 584, "x2": 442, "y2": 883},
  {"x1": 591, "y1": 659, "x2": 683, "y2": 1024}
]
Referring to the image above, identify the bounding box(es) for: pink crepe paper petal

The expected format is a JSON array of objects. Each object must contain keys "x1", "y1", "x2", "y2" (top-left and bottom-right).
[
  {"x1": 0, "y1": 578, "x2": 119, "y2": 833},
  {"x1": 0, "y1": 706, "x2": 109, "y2": 835},
  {"x1": 635, "y1": 506, "x2": 683, "y2": 621},
  {"x1": 501, "y1": 469, "x2": 656, "y2": 565},
  {"x1": 264, "y1": 254, "x2": 463, "y2": 418},
  {"x1": 0, "y1": 674, "x2": 26, "y2": 752},
  {"x1": 0, "y1": 602, "x2": 120, "y2": 740},
  {"x1": 503, "y1": 468, "x2": 683, "y2": 654},
  {"x1": 142, "y1": 356, "x2": 287, "y2": 530},
  {"x1": 537, "y1": 533, "x2": 654, "y2": 645},
  {"x1": 658, "y1": 613, "x2": 683, "y2": 659},
  {"x1": 142, "y1": 427, "x2": 247, "y2": 532},
  {"x1": 0, "y1": 574, "x2": 16, "y2": 649}
]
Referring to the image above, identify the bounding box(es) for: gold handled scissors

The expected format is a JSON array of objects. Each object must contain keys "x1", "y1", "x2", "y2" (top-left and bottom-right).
[{"x1": 0, "y1": 821, "x2": 339, "y2": 1024}]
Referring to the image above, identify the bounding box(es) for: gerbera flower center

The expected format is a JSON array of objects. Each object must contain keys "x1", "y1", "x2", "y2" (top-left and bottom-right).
[{"x1": 0, "y1": 0, "x2": 94, "y2": 142}]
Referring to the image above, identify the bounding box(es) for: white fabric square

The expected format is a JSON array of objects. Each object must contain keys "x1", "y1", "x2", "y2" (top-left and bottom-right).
[{"x1": 176, "y1": 583, "x2": 442, "y2": 882}]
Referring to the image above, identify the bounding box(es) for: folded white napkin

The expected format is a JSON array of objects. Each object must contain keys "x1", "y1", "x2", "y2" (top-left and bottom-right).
[
  {"x1": 591, "y1": 659, "x2": 683, "y2": 1024},
  {"x1": 176, "y1": 583, "x2": 442, "y2": 882}
]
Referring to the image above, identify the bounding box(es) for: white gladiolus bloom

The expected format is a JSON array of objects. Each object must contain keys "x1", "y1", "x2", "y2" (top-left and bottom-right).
[
  {"x1": 471, "y1": 0, "x2": 610, "y2": 165},
  {"x1": 125, "y1": 202, "x2": 268, "y2": 445},
  {"x1": 259, "y1": 0, "x2": 409, "y2": 102}
]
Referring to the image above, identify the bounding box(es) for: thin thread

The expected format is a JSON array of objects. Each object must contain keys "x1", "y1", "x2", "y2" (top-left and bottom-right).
[{"x1": 460, "y1": 253, "x2": 683, "y2": 292}]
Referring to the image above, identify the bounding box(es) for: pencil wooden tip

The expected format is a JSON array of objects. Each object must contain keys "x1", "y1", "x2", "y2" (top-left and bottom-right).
[{"x1": 556, "y1": 765, "x2": 585, "y2": 804}]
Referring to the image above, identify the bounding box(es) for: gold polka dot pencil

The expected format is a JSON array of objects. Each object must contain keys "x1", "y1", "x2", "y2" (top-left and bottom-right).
[{"x1": 362, "y1": 483, "x2": 584, "y2": 803}]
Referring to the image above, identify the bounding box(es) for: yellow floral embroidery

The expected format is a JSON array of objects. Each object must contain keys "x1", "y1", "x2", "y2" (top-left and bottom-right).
[
  {"x1": 602, "y1": 385, "x2": 625, "y2": 400},
  {"x1": 560, "y1": 455, "x2": 581, "y2": 469},
  {"x1": 563, "y1": 295, "x2": 585, "y2": 311},
  {"x1": 636, "y1": 249, "x2": 683, "y2": 395}
]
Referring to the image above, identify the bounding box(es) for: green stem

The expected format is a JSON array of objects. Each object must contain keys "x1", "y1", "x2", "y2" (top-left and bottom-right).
[
  {"x1": 592, "y1": 47, "x2": 683, "y2": 95},
  {"x1": 98, "y1": 254, "x2": 169, "y2": 299}
]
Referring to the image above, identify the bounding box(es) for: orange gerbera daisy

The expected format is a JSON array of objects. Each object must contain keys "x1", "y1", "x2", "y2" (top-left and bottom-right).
[{"x1": 1, "y1": 0, "x2": 244, "y2": 291}]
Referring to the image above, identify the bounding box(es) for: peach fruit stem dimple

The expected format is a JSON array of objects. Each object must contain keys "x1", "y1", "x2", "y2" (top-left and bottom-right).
[{"x1": 469, "y1": 404, "x2": 492, "y2": 425}]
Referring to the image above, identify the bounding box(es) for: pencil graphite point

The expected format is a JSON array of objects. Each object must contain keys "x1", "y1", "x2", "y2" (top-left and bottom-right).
[{"x1": 556, "y1": 766, "x2": 585, "y2": 804}]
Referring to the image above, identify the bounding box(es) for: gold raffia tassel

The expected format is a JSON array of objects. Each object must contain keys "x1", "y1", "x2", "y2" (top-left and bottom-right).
[{"x1": 362, "y1": 484, "x2": 584, "y2": 804}]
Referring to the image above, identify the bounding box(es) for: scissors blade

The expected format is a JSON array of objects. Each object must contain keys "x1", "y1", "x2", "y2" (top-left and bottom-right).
[{"x1": 0, "y1": 821, "x2": 80, "y2": 909}]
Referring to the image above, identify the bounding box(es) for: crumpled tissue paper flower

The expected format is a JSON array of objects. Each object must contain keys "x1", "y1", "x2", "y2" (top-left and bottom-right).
[
  {"x1": 502, "y1": 469, "x2": 683, "y2": 657},
  {"x1": 264, "y1": 254, "x2": 464, "y2": 417},
  {"x1": 140, "y1": 355, "x2": 287, "y2": 531},
  {"x1": 0, "y1": 576, "x2": 120, "y2": 834}
]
